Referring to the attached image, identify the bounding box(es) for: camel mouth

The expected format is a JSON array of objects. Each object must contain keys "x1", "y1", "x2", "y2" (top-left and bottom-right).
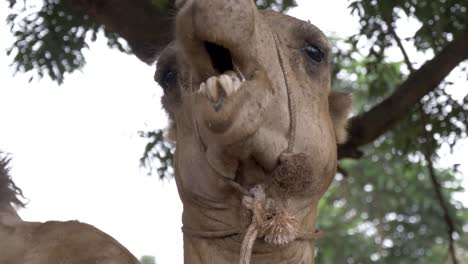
[
  {"x1": 193, "y1": 42, "x2": 249, "y2": 111},
  {"x1": 204, "y1": 42, "x2": 234, "y2": 75},
  {"x1": 204, "y1": 41, "x2": 246, "y2": 81}
]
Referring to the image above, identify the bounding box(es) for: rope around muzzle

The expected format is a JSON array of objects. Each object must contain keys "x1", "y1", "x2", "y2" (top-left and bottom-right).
[
  {"x1": 232, "y1": 183, "x2": 323, "y2": 264},
  {"x1": 240, "y1": 185, "x2": 296, "y2": 264}
]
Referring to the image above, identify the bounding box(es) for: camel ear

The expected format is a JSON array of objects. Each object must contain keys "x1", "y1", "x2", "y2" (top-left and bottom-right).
[{"x1": 329, "y1": 91, "x2": 352, "y2": 144}]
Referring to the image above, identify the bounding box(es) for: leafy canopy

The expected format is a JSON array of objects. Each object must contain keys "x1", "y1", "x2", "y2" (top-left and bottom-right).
[{"x1": 5, "y1": 0, "x2": 296, "y2": 84}]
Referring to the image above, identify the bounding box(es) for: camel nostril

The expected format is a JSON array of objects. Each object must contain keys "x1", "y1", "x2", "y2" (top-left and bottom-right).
[{"x1": 204, "y1": 42, "x2": 234, "y2": 74}]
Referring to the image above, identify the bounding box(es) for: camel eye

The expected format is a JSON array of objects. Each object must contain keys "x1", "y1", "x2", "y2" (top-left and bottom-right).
[
  {"x1": 160, "y1": 70, "x2": 177, "y2": 92},
  {"x1": 303, "y1": 44, "x2": 324, "y2": 63}
]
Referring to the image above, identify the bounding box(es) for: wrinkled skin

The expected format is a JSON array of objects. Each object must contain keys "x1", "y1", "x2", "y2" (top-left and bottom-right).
[{"x1": 155, "y1": 1, "x2": 352, "y2": 263}]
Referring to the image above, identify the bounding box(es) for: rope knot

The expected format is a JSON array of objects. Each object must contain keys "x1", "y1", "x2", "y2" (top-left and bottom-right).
[{"x1": 242, "y1": 185, "x2": 299, "y2": 246}]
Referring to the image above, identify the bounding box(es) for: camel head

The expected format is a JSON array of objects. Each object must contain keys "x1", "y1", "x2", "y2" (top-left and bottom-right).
[{"x1": 155, "y1": 1, "x2": 352, "y2": 263}]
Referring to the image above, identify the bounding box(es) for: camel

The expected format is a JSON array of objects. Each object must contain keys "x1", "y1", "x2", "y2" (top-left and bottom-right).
[
  {"x1": 0, "y1": 154, "x2": 140, "y2": 264},
  {"x1": 154, "y1": 0, "x2": 352, "y2": 263}
]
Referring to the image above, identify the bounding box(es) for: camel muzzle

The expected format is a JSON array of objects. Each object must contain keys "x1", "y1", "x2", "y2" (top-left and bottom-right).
[{"x1": 176, "y1": 0, "x2": 259, "y2": 84}]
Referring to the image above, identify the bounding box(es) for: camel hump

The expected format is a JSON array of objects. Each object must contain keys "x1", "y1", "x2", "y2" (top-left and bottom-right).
[{"x1": 25, "y1": 220, "x2": 140, "y2": 264}]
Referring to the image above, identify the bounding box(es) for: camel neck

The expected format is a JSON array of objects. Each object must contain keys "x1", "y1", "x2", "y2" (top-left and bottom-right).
[{"x1": 183, "y1": 235, "x2": 315, "y2": 264}]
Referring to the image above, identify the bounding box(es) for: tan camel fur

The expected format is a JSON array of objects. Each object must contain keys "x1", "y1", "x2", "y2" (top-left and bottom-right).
[
  {"x1": 0, "y1": 155, "x2": 140, "y2": 264},
  {"x1": 155, "y1": 1, "x2": 352, "y2": 263}
]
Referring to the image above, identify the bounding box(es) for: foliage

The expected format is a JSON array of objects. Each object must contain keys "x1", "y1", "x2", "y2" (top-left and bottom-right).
[
  {"x1": 4, "y1": 0, "x2": 296, "y2": 84},
  {"x1": 5, "y1": 0, "x2": 129, "y2": 84},
  {"x1": 333, "y1": 1, "x2": 468, "y2": 152},
  {"x1": 331, "y1": 40, "x2": 403, "y2": 112},
  {"x1": 349, "y1": 0, "x2": 468, "y2": 53},
  {"x1": 255, "y1": 0, "x2": 297, "y2": 12},
  {"x1": 316, "y1": 148, "x2": 467, "y2": 263},
  {"x1": 139, "y1": 130, "x2": 174, "y2": 179},
  {"x1": 140, "y1": 255, "x2": 157, "y2": 264},
  {"x1": 321, "y1": 12, "x2": 468, "y2": 258},
  {"x1": 343, "y1": 0, "x2": 468, "y2": 159}
]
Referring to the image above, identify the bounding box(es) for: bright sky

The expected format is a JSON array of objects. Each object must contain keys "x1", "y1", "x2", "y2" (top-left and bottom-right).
[{"x1": 0, "y1": 1, "x2": 466, "y2": 263}]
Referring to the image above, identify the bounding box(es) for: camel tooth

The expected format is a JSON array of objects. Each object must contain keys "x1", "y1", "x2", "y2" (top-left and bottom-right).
[
  {"x1": 223, "y1": 71, "x2": 242, "y2": 92},
  {"x1": 232, "y1": 75, "x2": 242, "y2": 91},
  {"x1": 218, "y1": 74, "x2": 234, "y2": 96},
  {"x1": 206, "y1": 76, "x2": 219, "y2": 101},
  {"x1": 199, "y1": 82, "x2": 207, "y2": 95},
  {"x1": 224, "y1": 70, "x2": 237, "y2": 78}
]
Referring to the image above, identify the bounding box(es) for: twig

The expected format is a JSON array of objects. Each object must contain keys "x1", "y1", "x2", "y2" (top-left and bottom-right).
[
  {"x1": 418, "y1": 105, "x2": 459, "y2": 264},
  {"x1": 385, "y1": 17, "x2": 459, "y2": 264}
]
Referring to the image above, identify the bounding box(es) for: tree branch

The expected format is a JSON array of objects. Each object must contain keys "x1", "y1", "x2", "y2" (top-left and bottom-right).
[
  {"x1": 384, "y1": 17, "x2": 415, "y2": 73},
  {"x1": 73, "y1": 0, "x2": 176, "y2": 63},
  {"x1": 339, "y1": 25, "x2": 468, "y2": 158}
]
